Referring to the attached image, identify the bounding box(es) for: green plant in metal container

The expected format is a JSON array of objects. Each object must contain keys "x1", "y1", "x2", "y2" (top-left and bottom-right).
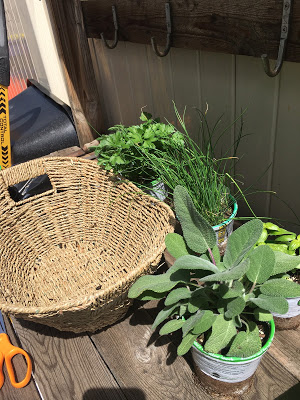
[
  {"x1": 128, "y1": 186, "x2": 300, "y2": 396},
  {"x1": 255, "y1": 222, "x2": 300, "y2": 330}
]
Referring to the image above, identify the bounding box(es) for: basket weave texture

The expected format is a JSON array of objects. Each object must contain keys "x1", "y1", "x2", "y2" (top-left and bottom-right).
[{"x1": 0, "y1": 157, "x2": 175, "y2": 332}]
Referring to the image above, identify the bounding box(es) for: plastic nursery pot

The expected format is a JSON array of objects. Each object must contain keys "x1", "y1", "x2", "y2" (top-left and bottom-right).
[
  {"x1": 212, "y1": 196, "x2": 238, "y2": 256},
  {"x1": 145, "y1": 179, "x2": 168, "y2": 201},
  {"x1": 272, "y1": 296, "x2": 300, "y2": 331},
  {"x1": 191, "y1": 319, "x2": 275, "y2": 397}
]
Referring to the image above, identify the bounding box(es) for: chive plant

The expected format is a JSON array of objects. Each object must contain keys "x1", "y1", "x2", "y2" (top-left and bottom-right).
[{"x1": 137, "y1": 105, "x2": 250, "y2": 226}]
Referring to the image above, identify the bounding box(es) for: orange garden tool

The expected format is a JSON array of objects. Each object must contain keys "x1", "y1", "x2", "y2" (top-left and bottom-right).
[
  {"x1": 0, "y1": 311, "x2": 32, "y2": 389},
  {"x1": 0, "y1": 0, "x2": 11, "y2": 170}
]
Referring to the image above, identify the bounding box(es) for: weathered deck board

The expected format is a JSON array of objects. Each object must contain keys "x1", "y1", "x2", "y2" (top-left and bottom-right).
[
  {"x1": 268, "y1": 327, "x2": 300, "y2": 381},
  {"x1": 11, "y1": 318, "x2": 125, "y2": 400},
  {"x1": 1, "y1": 304, "x2": 299, "y2": 400},
  {"x1": 91, "y1": 306, "x2": 211, "y2": 400},
  {"x1": 0, "y1": 315, "x2": 41, "y2": 400}
]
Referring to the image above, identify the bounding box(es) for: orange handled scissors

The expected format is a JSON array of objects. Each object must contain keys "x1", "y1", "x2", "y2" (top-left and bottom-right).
[{"x1": 0, "y1": 311, "x2": 32, "y2": 389}]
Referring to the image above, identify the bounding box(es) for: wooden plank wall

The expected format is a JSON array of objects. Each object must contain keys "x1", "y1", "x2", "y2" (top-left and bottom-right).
[
  {"x1": 88, "y1": 39, "x2": 300, "y2": 231},
  {"x1": 82, "y1": 0, "x2": 300, "y2": 62}
]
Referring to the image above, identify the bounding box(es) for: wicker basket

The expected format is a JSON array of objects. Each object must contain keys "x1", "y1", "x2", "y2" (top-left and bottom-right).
[{"x1": 0, "y1": 157, "x2": 175, "y2": 333}]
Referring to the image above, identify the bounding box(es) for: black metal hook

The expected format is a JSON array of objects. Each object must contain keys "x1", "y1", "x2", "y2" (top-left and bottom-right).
[
  {"x1": 261, "y1": 0, "x2": 293, "y2": 77},
  {"x1": 151, "y1": 3, "x2": 172, "y2": 57},
  {"x1": 101, "y1": 6, "x2": 118, "y2": 49}
]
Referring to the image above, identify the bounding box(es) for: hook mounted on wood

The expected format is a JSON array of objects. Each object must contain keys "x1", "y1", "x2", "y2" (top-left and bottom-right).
[
  {"x1": 151, "y1": 3, "x2": 172, "y2": 57},
  {"x1": 261, "y1": 0, "x2": 293, "y2": 77},
  {"x1": 101, "y1": 5, "x2": 118, "y2": 49}
]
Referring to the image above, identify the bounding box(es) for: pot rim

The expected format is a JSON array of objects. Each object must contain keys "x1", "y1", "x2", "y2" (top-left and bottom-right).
[
  {"x1": 193, "y1": 318, "x2": 275, "y2": 363},
  {"x1": 212, "y1": 195, "x2": 238, "y2": 230}
]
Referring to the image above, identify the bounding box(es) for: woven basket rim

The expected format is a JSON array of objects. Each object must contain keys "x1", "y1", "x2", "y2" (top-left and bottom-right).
[{"x1": 0, "y1": 157, "x2": 175, "y2": 316}]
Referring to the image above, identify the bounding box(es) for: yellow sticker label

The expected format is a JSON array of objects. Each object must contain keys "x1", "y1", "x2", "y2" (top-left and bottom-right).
[{"x1": 0, "y1": 85, "x2": 11, "y2": 169}]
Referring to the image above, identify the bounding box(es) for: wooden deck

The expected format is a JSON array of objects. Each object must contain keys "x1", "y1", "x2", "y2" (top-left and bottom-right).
[{"x1": 1, "y1": 294, "x2": 299, "y2": 400}]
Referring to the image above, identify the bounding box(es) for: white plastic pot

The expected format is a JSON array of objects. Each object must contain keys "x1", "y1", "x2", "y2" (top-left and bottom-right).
[{"x1": 191, "y1": 320, "x2": 275, "y2": 395}]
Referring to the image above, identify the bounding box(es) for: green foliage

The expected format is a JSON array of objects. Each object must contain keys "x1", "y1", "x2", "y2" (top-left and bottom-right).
[
  {"x1": 227, "y1": 321, "x2": 261, "y2": 358},
  {"x1": 159, "y1": 319, "x2": 185, "y2": 335},
  {"x1": 223, "y1": 219, "x2": 263, "y2": 269},
  {"x1": 246, "y1": 245, "x2": 274, "y2": 284},
  {"x1": 260, "y1": 278, "x2": 300, "y2": 298},
  {"x1": 93, "y1": 111, "x2": 184, "y2": 182},
  {"x1": 165, "y1": 233, "x2": 191, "y2": 259},
  {"x1": 128, "y1": 192, "x2": 300, "y2": 359},
  {"x1": 255, "y1": 222, "x2": 300, "y2": 257},
  {"x1": 204, "y1": 315, "x2": 236, "y2": 354},
  {"x1": 272, "y1": 251, "x2": 300, "y2": 275},
  {"x1": 250, "y1": 295, "x2": 288, "y2": 314},
  {"x1": 174, "y1": 185, "x2": 217, "y2": 253},
  {"x1": 133, "y1": 104, "x2": 251, "y2": 226}
]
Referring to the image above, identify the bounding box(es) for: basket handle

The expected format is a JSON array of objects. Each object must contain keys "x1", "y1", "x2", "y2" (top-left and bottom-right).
[{"x1": 0, "y1": 158, "x2": 56, "y2": 205}]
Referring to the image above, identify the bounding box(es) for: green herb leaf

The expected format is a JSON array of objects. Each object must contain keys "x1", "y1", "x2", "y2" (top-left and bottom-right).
[
  {"x1": 254, "y1": 308, "x2": 273, "y2": 322},
  {"x1": 182, "y1": 310, "x2": 215, "y2": 337},
  {"x1": 272, "y1": 252, "x2": 300, "y2": 275},
  {"x1": 247, "y1": 245, "x2": 275, "y2": 284},
  {"x1": 128, "y1": 269, "x2": 188, "y2": 298},
  {"x1": 250, "y1": 294, "x2": 289, "y2": 314},
  {"x1": 187, "y1": 296, "x2": 208, "y2": 314},
  {"x1": 200, "y1": 258, "x2": 250, "y2": 282},
  {"x1": 177, "y1": 332, "x2": 199, "y2": 356},
  {"x1": 170, "y1": 255, "x2": 219, "y2": 276},
  {"x1": 227, "y1": 322, "x2": 261, "y2": 358},
  {"x1": 225, "y1": 297, "x2": 246, "y2": 319},
  {"x1": 159, "y1": 319, "x2": 185, "y2": 335},
  {"x1": 204, "y1": 314, "x2": 237, "y2": 354},
  {"x1": 219, "y1": 281, "x2": 244, "y2": 299},
  {"x1": 173, "y1": 185, "x2": 216, "y2": 253},
  {"x1": 165, "y1": 287, "x2": 191, "y2": 306},
  {"x1": 257, "y1": 228, "x2": 268, "y2": 244},
  {"x1": 224, "y1": 219, "x2": 263, "y2": 269},
  {"x1": 263, "y1": 222, "x2": 279, "y2": 231},
  {"x1": 289, "y1": 240, "x2": 300, "y2": 252},
  {"x1": 165, "y1": 233, "x2": 190, "y2": 259},
  {"x1": 179, "y1": 304, "x2": 188, "y2": 317},
  {"x1": 274, "y1": 234, "x2": 296, "y2": 243},
  {"x1": 152, "y1": 304, "x2": 179, "y2": 330},
  {"x1": 192, "y1": 311, "x2": 216, "y2": 335},
  {"x1": 260, "y1": 278, "x2": 300, "y2": 298},
  {"x1": 137, "y1": 290, "x2": 169, "y2": 301}
]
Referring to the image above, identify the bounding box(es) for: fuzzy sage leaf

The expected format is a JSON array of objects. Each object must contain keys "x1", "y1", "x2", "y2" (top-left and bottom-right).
[
  {"x1": 204, "y1": 314, "x2": 237, "y2": 354},
  {"x1": 271, "y1": 252, "x2": 300, "y2": 275},
  {"x1": 174, "y1": 185, "x2": 216, "y2": 253},
  {"x1": 260, "y1": 278, "x2": 300, "y2": 298},
  {"x1": 227, "y1": 322, "x2": 261, "y2": 358},
  {"x1": 159, "y1": 319, "x2": 185, "y2": 335},
  {"x1": 165, "y1": 287, "x2": 191, "y2": 306},
  {"x1": 200, "y1": 258, "x2": 250, "y2": 282},
  {"x1": 247, "y1": 245, "x2": 275, "y2": 284},
  {"x1": 223, "y1": 219, "x2": 263, "y2": 269},
  {"x1": 165, "y1": 233, "x2": 191, "y2": 259},
  {"x1": 250, "y1": 294, "x2": 289, "y2": 314},
  {"x1": 152, "y1": 304, "x2": 179, "y2": 330},
  {"x1": 128, "y1": 269, "x2": 190, "y2": 298},
  {"x1": 225, "y1": 297, "x2": 246, "y2": 319}
]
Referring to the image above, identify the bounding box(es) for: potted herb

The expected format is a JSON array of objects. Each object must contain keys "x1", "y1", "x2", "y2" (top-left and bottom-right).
[
  {"x1": 140, "y1": 105, "x2": 259, "y2": 256},
  {"x1": 128, "y1": 186, "x2": 300, "y2": 397},
  {"x1": 255, "y1": 222, "x2": 300, "y2": 330},
  {"x1": 93, "y1": 111, "x2": 184, "y2": 200}
]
